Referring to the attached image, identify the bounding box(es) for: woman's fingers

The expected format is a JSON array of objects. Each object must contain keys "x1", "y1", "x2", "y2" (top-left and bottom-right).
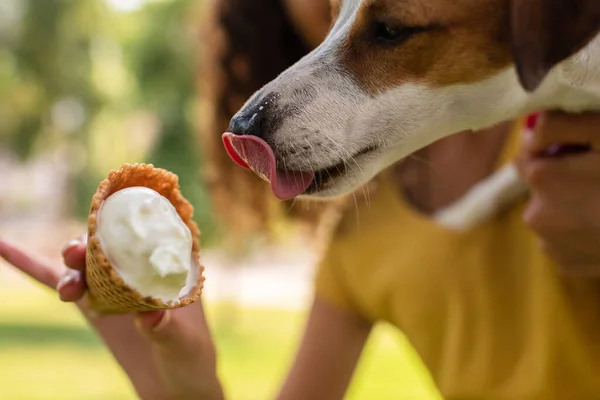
[
  {"x1": 523, "y1": 111, "x2": 600, "y2": 155},
  {"x1": 58, "y1": 235, "x2": 88, "y2": 302},
  {"x1": 57, "y1": 269, "x2": 87, "y2": 302},
  {"x1": 135, "y1": 301, "x2": 208, "y2": 347},
  {"x1": 0, "y1": 235, "x2": 88, "y2": 298},
  {"x1": 0, "y1": 237, "x2": 63, "y2": 288},
  {"x1": 135, "y1": 310, "x2": 172, "y2": 336},
  {"x1": 61, "y1": 236, "x2": 87, "y2": 272}
]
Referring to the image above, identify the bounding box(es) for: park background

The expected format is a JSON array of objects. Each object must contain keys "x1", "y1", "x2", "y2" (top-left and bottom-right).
[{"x1": 0, "y1": 1, "x2": 442, "y2": 399}]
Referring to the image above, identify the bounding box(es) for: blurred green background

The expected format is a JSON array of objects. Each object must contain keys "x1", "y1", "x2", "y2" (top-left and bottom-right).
[
  {"x1": 0, "y1": 0, "x2": 441, "y2": 399},
  {"x1": 1, "y1": 0, "x2": 216, "y2": 237}
]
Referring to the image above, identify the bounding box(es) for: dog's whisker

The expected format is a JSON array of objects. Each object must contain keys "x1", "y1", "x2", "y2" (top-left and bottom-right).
[
  {"x1": 286, "y1": 197, "x2": 298, "y2": 213},
  {"x1": 362, "y1": 181, "x2": 372, "y2": 210},
  {"x1": 303, "y1": 138, "x2": 318, "y2": 184},
  {"x1": 352, "y1": 190, "x2": 361, "y2": 227},
  {"x1": 325, "y1": 133, "x2": 366, "y2": 177},
  {"x1": 311, "y1": 138, "x2": 338, "y2": 187},
  {"x1": 319, "y1": 132, "x2": 372, "y2": 208},
  {"x1": 407, "y1": 153, "x2": 437, "y2": 172},
  {"x1": 281, "y1": 154, "x2": 292, "y2": 186},
  {"x1": 333, "y1": 151, "x2": 370, "y2": 212}
]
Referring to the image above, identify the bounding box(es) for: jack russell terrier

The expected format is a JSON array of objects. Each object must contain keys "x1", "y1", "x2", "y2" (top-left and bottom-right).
[{"x1": 222, "y1": 0, "x2": 600, "y2": 230}]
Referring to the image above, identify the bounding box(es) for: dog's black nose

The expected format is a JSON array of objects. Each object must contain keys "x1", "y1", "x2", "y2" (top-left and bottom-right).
[{"x1": 229, "y1": 112, "x2": 263, "y2": 137}]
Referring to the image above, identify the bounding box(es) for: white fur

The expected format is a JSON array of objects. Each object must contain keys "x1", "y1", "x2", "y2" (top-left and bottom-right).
[{"x1": 433, "y1": 163, "x2": 529, "y2": 230}]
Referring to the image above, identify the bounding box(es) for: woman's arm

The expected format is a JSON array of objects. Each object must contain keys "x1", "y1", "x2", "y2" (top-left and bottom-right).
[{"x1": 277, "y1": 298, "x2": 372, "y2": 400}]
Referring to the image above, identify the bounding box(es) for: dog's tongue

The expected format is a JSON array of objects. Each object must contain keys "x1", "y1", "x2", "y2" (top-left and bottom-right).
[{"x1": 222, "y1": 133, "x2": 314, "y2": 200}]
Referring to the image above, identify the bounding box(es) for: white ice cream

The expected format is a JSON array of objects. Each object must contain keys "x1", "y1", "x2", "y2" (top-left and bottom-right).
[{"x1": 96, "y1": 186, "x2": 198, "y2": 303}]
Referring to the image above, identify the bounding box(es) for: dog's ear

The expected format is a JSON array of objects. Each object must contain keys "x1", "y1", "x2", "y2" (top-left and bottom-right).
[{"x1": 510, "y1": 0, "x2": 600, "y2": 92}]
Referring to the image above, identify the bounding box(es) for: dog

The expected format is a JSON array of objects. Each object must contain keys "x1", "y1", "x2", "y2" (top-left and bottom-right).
[{"x1": 222, "y1": 0, "x2": 600, "y2": 230}]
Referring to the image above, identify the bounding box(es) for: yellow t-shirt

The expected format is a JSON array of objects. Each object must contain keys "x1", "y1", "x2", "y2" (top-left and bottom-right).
[{"x1": 315, "y1": 120, "x2": 600, "y2": 400}]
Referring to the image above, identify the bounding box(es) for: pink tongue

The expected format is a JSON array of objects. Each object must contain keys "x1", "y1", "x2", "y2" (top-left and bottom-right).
[{"x1": 222, "y1": 133, "x2": 315, "y2": 200}]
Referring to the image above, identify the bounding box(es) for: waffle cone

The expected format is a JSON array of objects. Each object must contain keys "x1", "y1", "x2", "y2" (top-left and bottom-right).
[{"x1": 85, "y1": 163, "x2": 204, "y2": 314}]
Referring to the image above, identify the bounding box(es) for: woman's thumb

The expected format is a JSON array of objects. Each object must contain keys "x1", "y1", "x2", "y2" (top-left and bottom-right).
[
  {"x1": 135, "y1": 310, "x2": 176, "y2": 342},
  {"x1": 134, "y1": 302, "x2": 209, "y2": 351}
]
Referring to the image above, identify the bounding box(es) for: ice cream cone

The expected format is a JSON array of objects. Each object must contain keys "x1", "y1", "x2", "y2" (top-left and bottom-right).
[{"x1": 85, "y1": 163, "x2": 204, "y2": 314}]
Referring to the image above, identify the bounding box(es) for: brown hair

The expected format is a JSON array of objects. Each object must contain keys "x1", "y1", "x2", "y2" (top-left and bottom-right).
[{"x1": 197, "y1": 0, "x2": 339, "y2": 249}]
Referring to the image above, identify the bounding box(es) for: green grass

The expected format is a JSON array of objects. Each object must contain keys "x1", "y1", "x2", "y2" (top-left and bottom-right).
[{"x1": 0, "y1": 280, "x2": 441, "y2": 400}]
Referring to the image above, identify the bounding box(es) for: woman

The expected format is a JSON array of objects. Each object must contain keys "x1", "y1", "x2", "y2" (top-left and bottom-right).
[{"x1": 2, "y1": 0, "x2": 600, "y2": 399}]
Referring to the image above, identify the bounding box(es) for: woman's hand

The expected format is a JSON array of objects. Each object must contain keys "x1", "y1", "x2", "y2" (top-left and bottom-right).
[
  {"x1": 517, "y1": 112, "x2": 600, "y2": 276},
  {"x1": 0, "y1": 236, "x2": 224, "y2": 400}
]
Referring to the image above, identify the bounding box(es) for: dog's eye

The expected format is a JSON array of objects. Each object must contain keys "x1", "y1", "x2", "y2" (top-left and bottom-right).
[{"x1": 373, "y1": 22, "x2": 426, "y2": 45}]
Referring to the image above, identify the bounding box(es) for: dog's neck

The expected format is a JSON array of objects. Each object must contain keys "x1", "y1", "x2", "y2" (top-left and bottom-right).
[
  {"x1": 395, "y1": 36, "x2": 600, "y2": 158},
  {"x1": 527, "y1": 33, "x2": 600, "y2": 114}
]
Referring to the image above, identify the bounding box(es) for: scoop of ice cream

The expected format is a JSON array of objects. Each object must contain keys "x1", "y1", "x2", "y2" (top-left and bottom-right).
[{"x1": 96, "y1": 186, "x2": 198, "y2": 303}]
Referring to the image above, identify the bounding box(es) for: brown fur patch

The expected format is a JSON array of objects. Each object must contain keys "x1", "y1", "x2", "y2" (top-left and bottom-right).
[{"x1": 341, "y1": 0, "x2": 514, "y2": 93}]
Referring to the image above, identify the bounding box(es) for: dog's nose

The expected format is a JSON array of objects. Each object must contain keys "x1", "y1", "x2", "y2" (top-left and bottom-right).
[{"x1": 229, "y1": 112, "x2": 263, "y2": 137}]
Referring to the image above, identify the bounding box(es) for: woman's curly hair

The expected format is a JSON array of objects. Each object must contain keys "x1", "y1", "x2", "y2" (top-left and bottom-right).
[{"x1": 198, "y1": 0, "x2": 341, "y2": 247}]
